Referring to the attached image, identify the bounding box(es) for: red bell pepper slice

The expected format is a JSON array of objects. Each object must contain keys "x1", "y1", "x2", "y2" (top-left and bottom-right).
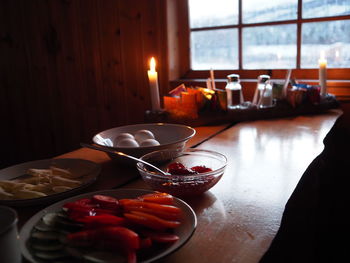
[
  {"x1": 66, "y1": 229, "x2": 97, "y2": 247},
  {"x1": 74, "y1": 198, "x2": 98, "y2": 207},
  {"x1": 94, "y1": 208, "x2": 119, "y2": 216},
  {"x1": 97, "y1": 227, "x2": 140, "y2": 251},
  {"x1": 137, "y1": 192, "x2": 174, "y2": 205},
  {"x1": 67, "y1": 226, "x2": 140, "y2": 252},
  {"x1": 119, "y1": 199, "x2": 182, "y2": 215},
  {"x1": 140, "y1": 229, "x2": 179, "y2": 244},
  {"x1": 123, "y1": 205, "x2": 181, "y2": 221},
  {"x1": 91, "y1": 195, "x2": 120, "y2": 210},
  {"x1": 81, "y1": 214, "x2": 126, "y2": 229},
  {"x1": 124, "y1": 211, "x2": 181, "y2": 230},
  {"x1": 65, "y1": 205, "x2": 97, "y2": 222}
]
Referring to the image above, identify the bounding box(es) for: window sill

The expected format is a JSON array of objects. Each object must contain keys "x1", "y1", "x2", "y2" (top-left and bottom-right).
[{"x1": 169, "y1": 79, "x2": 350, "y2": 102}]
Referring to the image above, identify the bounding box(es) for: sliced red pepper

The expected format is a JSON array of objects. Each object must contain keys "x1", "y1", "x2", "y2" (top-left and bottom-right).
[
  {"x1": 74, "y1": 198, "x2": 98, "y2": 207},
  {"x1": 124, "y1": 212, "x2": 163, "y2": 230},
  {"x1": 119, "y1": 199, "x2": 182, "y2": 215},
  {"x1": 94, "y1": 208, "x2": 119, "y2": 216},
  {"x1": 63, "y1": 202, "x2": 88, "y2": 211},
  {"x1": 66, "y1": 229, "x2": 97, "y2": 247},
  {"x1": 81, "y1": 214, "x2": 126, "y2": 229},
  {"x1": 67, "y1": 226, "x2": 140, "y2": 252},
  {"x1": 137, "y1": 192, "x2": 174, "y2": 205},
  {"x1": 65, "y1": 205, "x2": 97, "y2": 222},
  {"x1": 124, "y1": 211, "x2": 180, "y2": 230},
  {"x1": 91, "y1": 195, "x2": 120, "y2": 210},
  {"x1": 140, "y1": 229, "x2": 180, "y2": 244},
  {"x1": 97, "y1": 227, "x2": 140, "y2": 251},
  {"x1": 123, "y1": 205, "x2": 181, "y2": 221}
]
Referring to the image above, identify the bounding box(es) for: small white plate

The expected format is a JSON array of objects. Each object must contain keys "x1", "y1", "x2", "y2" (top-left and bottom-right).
[
  {"x1": 0, "y1": 158, "x2": 101, "y2": 206},
  {"x1": 20, "y1": 188, "x2": 197, "y2": 263}
]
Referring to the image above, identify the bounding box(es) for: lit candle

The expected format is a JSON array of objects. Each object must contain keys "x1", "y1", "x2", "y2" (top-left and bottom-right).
[
  {"x1": 147, "y1": 57, "x2": 161, "y2": 111},
  {"x1": 318, "y1": 51, "x2": 327, "y2": 96}
]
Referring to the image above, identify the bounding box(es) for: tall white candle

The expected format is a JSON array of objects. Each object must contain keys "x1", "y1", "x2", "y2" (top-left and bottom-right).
[
  {"x1": 318, "y1": 51, "x2": 327, "y2": 96},
  {"x1": 147, "y1": 57, "x2": 161, "y2": 111},
  {"x1": 210, "y1": 68, "x2": 216, "y2": 90}
]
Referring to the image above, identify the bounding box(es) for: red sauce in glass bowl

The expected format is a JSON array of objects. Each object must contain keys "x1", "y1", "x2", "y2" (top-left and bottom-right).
[{"x1": 143, "y1": 162, "x2": 222, "y2": 197}]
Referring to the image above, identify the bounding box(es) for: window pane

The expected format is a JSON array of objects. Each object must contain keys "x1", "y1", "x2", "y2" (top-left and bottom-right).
[
  {"x1": 191, "y1": 29, "x2": 238, "y2": 70},
  {"x1": 188, "y1": 0, "x2": 238, "y2": 28},
  {"x1": 242, "y1": 0, "x2": 297, "y2": 24},
  {"x1": 243, "y1": 24, "x2": 297, "y2": 69},
  {"x1": 303, "y1": 0, "x2": 350, "y2": 19},
  {"x1": 301, "y1": 20, "x2": 350, "y2": 68}
]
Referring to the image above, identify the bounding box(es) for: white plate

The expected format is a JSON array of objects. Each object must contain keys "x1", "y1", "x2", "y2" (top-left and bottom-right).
[
  {"x1": 20, "y1": 188, "x2": 197, "y2": 263},
  {"x1": 0, "y1": 158, "x2": 101, "y2": 206}
]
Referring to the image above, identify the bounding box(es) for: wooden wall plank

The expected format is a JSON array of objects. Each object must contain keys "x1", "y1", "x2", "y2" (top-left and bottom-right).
[
  {"x1": 20, "y1": 0, "x2": 55, "y2": 159},
  {"x1": 0, "y1": 0, "x2": 169, "y2": 168},
  {"x1": 96, "y1": 0, "x2": 127, "y2": 128},
  {"x1": 1, "y1": 0, "x2": 40, "y2": 166},
  {"x1": 118, "y1": 0, "x2": 146, "y2": 122}
]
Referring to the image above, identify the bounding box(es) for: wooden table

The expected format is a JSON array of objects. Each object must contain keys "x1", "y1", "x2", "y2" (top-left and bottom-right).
[{"x1": 17, "y1": 110, "x2": 341, "y2": 263}]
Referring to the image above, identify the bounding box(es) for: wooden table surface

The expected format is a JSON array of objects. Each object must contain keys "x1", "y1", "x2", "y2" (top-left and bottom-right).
[{"x1": 16, "y1": 110, "x2": 341, "y2": 263}]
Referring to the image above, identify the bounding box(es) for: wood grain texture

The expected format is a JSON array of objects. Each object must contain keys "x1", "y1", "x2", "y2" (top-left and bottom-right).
[{"x1": 0, "y1": 0, "x2": 168, "y2": 168}]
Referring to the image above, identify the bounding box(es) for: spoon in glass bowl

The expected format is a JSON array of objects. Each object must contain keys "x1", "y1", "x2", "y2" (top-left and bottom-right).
[{"x1": 80, "y1": 143, "x2": 169, "y2": 175}]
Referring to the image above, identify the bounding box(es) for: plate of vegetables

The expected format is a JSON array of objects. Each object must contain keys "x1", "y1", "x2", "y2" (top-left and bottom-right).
[{"x1": 20, "y1": 188, "x2": 197, "y2": 263}]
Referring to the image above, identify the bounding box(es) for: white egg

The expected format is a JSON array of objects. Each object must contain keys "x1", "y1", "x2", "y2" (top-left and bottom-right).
[
  {"x1": 114, "y1": 133, "x2": 134, "y2": 142},
  {"x1": 134, "y1": 129, "x2": 155, "y2": 143},
  {"x1": 116, "y1": 138, "x2": 139, "y2": 147},
  {"x1": 139, "y1": 139, "x2": 160, "y2": 147}
]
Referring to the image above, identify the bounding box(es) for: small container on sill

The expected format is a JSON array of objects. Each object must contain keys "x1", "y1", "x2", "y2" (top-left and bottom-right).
[{"x1": 225, "y1": 74, "x2": 244, "y2": 109}]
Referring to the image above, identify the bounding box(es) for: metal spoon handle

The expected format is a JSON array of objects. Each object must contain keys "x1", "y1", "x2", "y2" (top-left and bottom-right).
[{"x1": 80, "y1": 143, "x2": 167, "y2": 175}]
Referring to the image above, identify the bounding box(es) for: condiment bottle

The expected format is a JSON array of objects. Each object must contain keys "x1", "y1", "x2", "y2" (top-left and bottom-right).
[
  {"x1": 225, "y1": 74, "x2": 244, "y2": 109},
  {"x1": 252, "y1": 75, "x2": 272, "y2": 108},
  {"x1": 258, "y1": 79, "x2": 274, "y2": 108}
]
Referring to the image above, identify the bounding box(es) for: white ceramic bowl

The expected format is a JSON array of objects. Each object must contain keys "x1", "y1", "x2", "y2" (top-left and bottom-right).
[{"x1": 92, "y1": 123, "x2": 196, "y2": 164}]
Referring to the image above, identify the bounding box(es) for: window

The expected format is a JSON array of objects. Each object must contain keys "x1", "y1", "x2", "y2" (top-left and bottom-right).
[{"x1": 188, "y1": 0, "x2": 350, "y2": 70}]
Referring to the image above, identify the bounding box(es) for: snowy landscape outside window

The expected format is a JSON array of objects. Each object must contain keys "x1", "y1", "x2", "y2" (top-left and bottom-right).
[{"x1": 188, "y1": 0, "x2": 350, "y2": 70}]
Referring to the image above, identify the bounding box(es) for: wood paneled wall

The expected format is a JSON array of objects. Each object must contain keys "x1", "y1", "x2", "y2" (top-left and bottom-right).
[{"x1": 0, "y1": 0, "x2": 169, "y2": 168}]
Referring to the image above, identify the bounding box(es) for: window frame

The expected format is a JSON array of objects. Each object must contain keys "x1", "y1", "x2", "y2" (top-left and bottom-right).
[{"x1": 171, "y1": 0, "x2": 350, "y2": 83}]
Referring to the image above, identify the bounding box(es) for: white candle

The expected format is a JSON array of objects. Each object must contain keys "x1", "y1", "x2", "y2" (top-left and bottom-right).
[
  {"x1": 147, "y1": 57, "x2": 161, "y2": 111},
  {"x1": 318, "y1": 51, "x2": 327, "y2": 96},
  {"x1": 210, "y1": 68, "x2": 216, "y2": 90},
  {"x1": 206, "y1": 78, "x2": 212, "y2": 90}
]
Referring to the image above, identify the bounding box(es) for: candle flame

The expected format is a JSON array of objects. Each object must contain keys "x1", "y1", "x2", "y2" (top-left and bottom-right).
[{"x1": 150, "y1": 57, "x2": 156, "y2": 72}]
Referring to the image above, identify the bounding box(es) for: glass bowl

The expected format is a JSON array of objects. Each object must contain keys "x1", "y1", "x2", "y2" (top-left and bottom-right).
[{"x1": 137, "y1": 148, "x2": 227, "y2": 197}]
